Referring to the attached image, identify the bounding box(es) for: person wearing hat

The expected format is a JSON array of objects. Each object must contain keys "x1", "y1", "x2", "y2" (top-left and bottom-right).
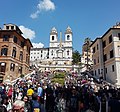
[{"x1": 27, "y1": 85, "x2": 34, "y2": 100}]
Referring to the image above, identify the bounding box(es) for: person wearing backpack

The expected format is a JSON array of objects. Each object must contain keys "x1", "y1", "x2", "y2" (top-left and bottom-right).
[{"x1": 31, "y1": 93, "x2": 41, "y2": 112}]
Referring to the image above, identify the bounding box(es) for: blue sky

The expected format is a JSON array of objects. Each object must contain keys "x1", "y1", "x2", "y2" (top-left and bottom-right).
[{"x1": 0, "y1": 0, "x2": 120, "y2": 53}]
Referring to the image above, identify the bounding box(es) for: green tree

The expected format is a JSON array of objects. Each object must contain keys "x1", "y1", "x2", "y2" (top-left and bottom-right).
[{"x1": 72, "y1": 50, "x2": 81, "y2": 65}]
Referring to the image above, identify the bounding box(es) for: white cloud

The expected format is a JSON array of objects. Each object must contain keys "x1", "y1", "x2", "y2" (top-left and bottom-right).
[
  {"x1": 19, "y1": 25, "x2": 35, "y2": 40},
  {"x1": 32, "y1": 43, "x2": 44, "y2": 48},
  {"x1": 37, "y1": 0, "x2": 55, "y2": 11},
  {"x1": 30, "y1": 0, "x2": 55, "y2": 19}
]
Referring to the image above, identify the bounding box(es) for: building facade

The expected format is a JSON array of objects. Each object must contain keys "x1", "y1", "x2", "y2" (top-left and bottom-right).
[
  {"x1": 91, "y1": 23, "x2": 120, "y2": 86},
  {"x1": 0, "y1": 23, "x2": 32, "y2": 82},
  {"x1": 30, "y1": 26, "x2": 74, "y2": 71}
]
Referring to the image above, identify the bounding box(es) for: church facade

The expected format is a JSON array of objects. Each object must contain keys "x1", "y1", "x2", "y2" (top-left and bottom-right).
[{"x1": 30, "y1": 26, "x2": 74, "y2": 71}]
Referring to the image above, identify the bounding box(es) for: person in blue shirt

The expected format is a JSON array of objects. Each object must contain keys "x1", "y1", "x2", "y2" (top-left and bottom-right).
[{"x1": 37, "y1": 84, "x2": 43, "y2": 103}]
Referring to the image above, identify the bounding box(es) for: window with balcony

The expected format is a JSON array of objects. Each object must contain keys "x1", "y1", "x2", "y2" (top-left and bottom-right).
[
  {"x1": 110, "y1": 50, "x2": 114, "y2": 58},
  {"x1": 12, "y1": 47, "x2": 16, "y2": 58},
  {"x1": 0, "y1": 62, "x2": 6, "y2": 72},
  {"x1": 10, "y1": 63, "x2": 15, "y2": 71},
  {"x1": 109, "y1": 35, "x2": 112, "y2": 43},
  {"x1": 1, "y1": 48, "x2": 8, "y2": 56},
  {"x1": 3, "y1": 35, "x2": 10, "y2": 41}
]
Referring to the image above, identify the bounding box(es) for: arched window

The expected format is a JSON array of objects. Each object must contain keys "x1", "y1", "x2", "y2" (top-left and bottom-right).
[
  {"x1": 12, "y1": 47, "x2": 16, "y2": 58},
  {"x1": 67, "y1": 35, "x2": 70, "y2": 40},
  {"x1": 19, "y1": 51, "x2": 23, "y2": 61},
  {"x1": 0, "y1": 62, "x2": 6, "y2": 72},
  {"x1": 1, "y1": 48, "x2": 8, "y2": 56},
  {"x1": 10, "y1": 63, "x2": 15, "y2": 71},
  {"x1": 52, "y1": 36, "x2": 54, "y2": 40}
]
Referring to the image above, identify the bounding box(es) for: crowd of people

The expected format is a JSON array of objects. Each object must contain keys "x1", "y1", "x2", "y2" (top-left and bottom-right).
[{"x1": 0, "y1": 71, "x2": 120, "y2": 112}]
